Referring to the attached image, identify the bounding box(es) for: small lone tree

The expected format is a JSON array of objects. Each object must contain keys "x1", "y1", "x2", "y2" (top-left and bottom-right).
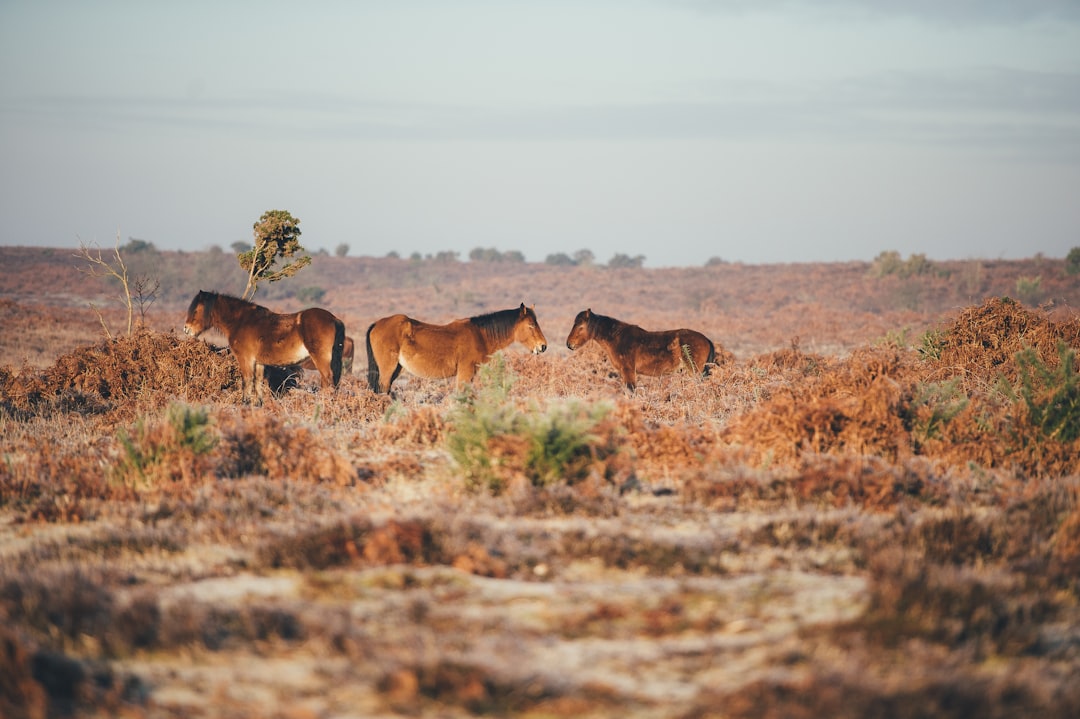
[
  {"x1": 238, "y1": 209, "x2": 311, "y2": 299},
  {"x1": 75, "y1": 232, "x2": 134, "y2": 337}
]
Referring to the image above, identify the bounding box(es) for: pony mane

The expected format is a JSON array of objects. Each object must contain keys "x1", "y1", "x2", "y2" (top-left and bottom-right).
[
  {"x1": 587, "y1": 311, "x2": 624, "y2": 337},
  {"x1": 199, "y1": 291, "x2": 273, "y2": 316},
  {"x1": 469, "y1": 306, "x2": 529, "y2": 344},
  {"x1": 201, "y1": 290, "x2": 251, "y2": 305}
]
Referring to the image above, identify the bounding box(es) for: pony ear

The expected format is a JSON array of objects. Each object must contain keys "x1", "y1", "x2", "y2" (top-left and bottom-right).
[{"x1": 519, "y1": 302, "x2": 526, "y2": 314}]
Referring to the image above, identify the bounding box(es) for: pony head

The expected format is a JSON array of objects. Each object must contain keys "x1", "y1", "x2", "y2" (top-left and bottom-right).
[
  {"x1": 513, "y1": 302, "x2": 548, "y2": 354},
  {"x1": 184, "y1": 290, "x2": 214, "y2": 337},
  {"x1": 565, "y1": 308, "x2": 593, "y2": 350}
]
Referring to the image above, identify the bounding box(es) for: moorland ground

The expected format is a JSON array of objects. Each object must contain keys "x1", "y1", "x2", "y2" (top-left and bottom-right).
[{"x1": 2, "y1": 245, "x2": 1079, "y2": 718}]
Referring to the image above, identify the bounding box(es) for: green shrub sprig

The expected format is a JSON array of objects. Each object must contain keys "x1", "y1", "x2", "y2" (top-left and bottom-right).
[{"x1": 447, "y1": 354, "x2": 614, "y2": 494}]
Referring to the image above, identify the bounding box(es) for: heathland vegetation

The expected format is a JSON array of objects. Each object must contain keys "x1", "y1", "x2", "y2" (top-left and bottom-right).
[{"x1": 1, "y1": 243, "x2": 1079, "y2": 718}]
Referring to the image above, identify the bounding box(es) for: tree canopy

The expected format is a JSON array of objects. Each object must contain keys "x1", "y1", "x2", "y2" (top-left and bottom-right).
[{"x1": 238, "y1": 210, "x2": 311, "y2": 299}]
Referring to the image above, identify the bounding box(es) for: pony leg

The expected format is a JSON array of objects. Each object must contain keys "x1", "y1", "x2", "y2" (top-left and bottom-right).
[
  {"x1": 365, "y1": 323, "x2": 382, "y2": 392},
  {"x1": 366, "y1": 322, "x2": 401, "y2": 394},
  {"x1": 455, "y1": 362, "x2": 476, "y2": 391},
  {"x1": 388, "y1": 364, "x2": 403, "y2": 394},
  {"x1": 253, "y1": 363, "x2": 266, "y2": 406},
  {"x1": 235, "y1": 352, "x2": 257, "y2": 404}
]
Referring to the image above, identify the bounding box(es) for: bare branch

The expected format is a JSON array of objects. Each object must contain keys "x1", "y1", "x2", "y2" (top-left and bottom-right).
[{"x1": 75, "y1": 231, "x2": 134, "y2": 335}]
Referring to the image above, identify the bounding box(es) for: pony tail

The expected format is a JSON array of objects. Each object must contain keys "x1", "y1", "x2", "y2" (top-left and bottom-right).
[
  {"x1": 365, "y1": 322, "x2": 380, "y2": 392},
  {"x1": 331, "y1": 318, "x2": 345, "y2": 386},
  {"x1": 703, "y1": 340, "x2": 716, "y2": 377}
]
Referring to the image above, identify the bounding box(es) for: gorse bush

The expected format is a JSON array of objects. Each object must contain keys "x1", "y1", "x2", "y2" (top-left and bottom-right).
[
  {"x1": 870, "y1": 251, "x2": 939, "y2": 279},
  {"x1": 446, "y1": 354, "x2": 614, "y2": 493},
  {"x1": 1015, "y1": 275, "x2": 1043, "y2": 305},
  {"x1": 908, "y1": 378, "x2": 969, "y2": 448},
  {"x1": 167, "y1": 403, "x2": 218, "y2": 453},
  {"x1": 918, "y1": 329, "x2": 945, "y2": 361},
  {"x1": 446, "y1": 354, "x2": 523, "y2": 493},
  {"x1": 115, "y1": 402, "x2": 216, "y2": 488},
  {"x1": 1066, "y1": 246, "x2": 1080, "y2": 276},
  {"x1": 1016, "y1": 342, "x2": 1080, "y2": 444},
  {"x1": 523, "y1": 400, "x2": 612, "y2": 488}
]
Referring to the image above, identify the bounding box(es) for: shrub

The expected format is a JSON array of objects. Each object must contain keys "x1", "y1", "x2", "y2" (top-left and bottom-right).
[
  {"x1": 295, "y1": 286, "x2": 326, "y2": 304},
  {"x1": 115, "y1": 403, "x2": 216, "y2": 489},
  {"x1": 1015, "y1": 275, "x2": 1043, "y2": 305},
  {"x1": 870, "y1": 251, "x2": 937, "y2": 279},
  {"x1": 1066, "y1": 246, "x2": 1080, "y2": 275},
  {"x1": 908, "y1": 378, "x2": 969, "y2": 448},
  {"x1": 870, "y1": 250, "x2": 904, "y2": 277},
  {"x1": 522, "y1": 401, "x2": 612, "y2": 487},
  {"x1": 446, "y1": 355, "x2": 614, "y2": 493},
  {"x1": 918, "y1": 329, "x2": 945, "y2": 361},
  {"x1": 607, "y1": 253, "x2": 645, "y2": 269},
  {"x1": 901, "y1": 253, "x2": 935, "y2": 277},
  {"x1": 1016, "y1": 341, "x2": 1080, "y2": 444}
]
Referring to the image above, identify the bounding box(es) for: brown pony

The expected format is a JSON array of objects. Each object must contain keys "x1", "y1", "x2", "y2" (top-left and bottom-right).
[
  {"x1": 265, "y1": 335, "x2": 355, "y2": 395},
  {"x1": 298, "y1": 335, "x2": 354, "y2": 375},
  {"x1": 184, "y1": 290, "x2": 346, "y2": 405},
  {"x1": 566, "y1": 309, "x2": 715, "y2": 391},
  {"x1": 366, "y1": 303, "x2": 547, "y2": 394}
]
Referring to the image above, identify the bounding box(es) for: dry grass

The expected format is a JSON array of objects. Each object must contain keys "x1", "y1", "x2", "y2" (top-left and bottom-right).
[{"x1": 2, "y1": 250, "x2": 1080, "y2": 717}]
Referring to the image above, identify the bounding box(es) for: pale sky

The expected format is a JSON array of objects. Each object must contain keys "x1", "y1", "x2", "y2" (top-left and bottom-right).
[{"x1": 2, "y1": 1, "x2": 1079, "y2": 267}]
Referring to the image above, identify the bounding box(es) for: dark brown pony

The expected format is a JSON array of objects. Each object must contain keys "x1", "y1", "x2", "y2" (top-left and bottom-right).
[
  {"x1": 366, "y1": 303, "x2": 547, "y2": 394},
  {"x1": 566, "y1": 309, "x2": 715, "y2": 391},
  {"x1": 266, "y1": 335, "x2": 355, "y2": 395},
  {"x1": 184, "y1": 290, "x2": 346, "y2": 405}
]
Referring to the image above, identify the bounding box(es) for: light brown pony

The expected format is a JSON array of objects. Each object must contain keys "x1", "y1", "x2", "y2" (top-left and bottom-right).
[
  {"x1": 566, "y1": 308, "x2": 715, "y2": 391},
  {"x1": 366, "y1": 303, "x2": 547, "y2": 394},
  {"x1": 184, "y1": 290, "x2": 346, "y2": 405}
]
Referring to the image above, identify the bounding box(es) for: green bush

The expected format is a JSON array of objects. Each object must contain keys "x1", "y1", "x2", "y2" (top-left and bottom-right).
[
  {"x1": 1016, "y1": 342, "x2": 1080, "y2": 444},
  {"x1": 446, "y1": 356, "x2": 613, "y2": 493},
  {"x1": 295, "y1": 286, "x2": 326, "y2": 304},
  {"x1": 116, "y1": 403, "x2": 216, "y2": 488},
  {"x1": 1066, "y1": 246, "x2": 1080, "y2": 276},
  {"x1": 870, "y1": 251, "x2": 938, "y2": 279},
  {"x1": 1015, "y1": 276, "x2": 1043, "y2": 305},
  {"x1": 870, "y1": 250, "x2": 904, "y2": 277},
  {"x1": 908, "y1": 378, "x2": 969, "y2": 447},
  {"x1": 917, "y1": 329, "x2": 945, "y2": 361},
  {"x1": 522, "y1": 401, "x2": 611, "y2": 488}
]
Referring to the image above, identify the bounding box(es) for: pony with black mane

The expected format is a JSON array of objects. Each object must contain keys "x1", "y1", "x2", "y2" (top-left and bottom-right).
[
  {"x1": 265, "y1": 335, "x2": 355, "y2": 396},
  {"x1": 297, "y1": 334, "x2": 355, "y2": 375},
  {"x1": 184, "y1": 290, "x2": 346, "y2": 405},
  {"x1": 566, "y1": 308, "x2": 715, "y2": 392},
  {"x1": 366, "y1": 303, "x2": 547, "y2": 394}
]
